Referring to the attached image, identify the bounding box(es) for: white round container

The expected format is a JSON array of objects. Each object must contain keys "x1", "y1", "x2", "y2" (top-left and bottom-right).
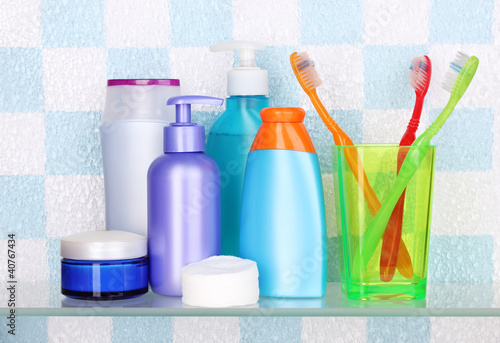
[
  {"x1": 181, "y1": 256, "x2": 259, "y2": 308},
  {"x1": 101, "y1": 79, "x2": 181, "y2": 237}
]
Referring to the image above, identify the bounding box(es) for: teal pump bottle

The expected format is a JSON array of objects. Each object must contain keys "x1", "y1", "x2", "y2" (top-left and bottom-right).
[{"x1": 206, "y1": 41, "x2": 270, "y2": 256}]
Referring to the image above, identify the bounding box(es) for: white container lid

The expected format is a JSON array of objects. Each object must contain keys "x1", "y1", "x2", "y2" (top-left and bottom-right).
[
  {"x1": 101, "y1": 79, "x2": 181, "y2": 124},
  {"x1": 60, "y1": 230, "x2": 147, "y2": 261}
]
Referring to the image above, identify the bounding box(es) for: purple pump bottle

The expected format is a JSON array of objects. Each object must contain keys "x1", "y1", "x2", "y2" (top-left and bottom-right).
[{"x1": 148, "y1": 95, "x2": 223, "y2": 296}]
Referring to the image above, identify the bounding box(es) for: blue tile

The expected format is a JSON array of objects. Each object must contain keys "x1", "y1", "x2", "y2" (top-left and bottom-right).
[
  {"x1": 45, "y1": 111, "x2": 103, "y2": 175},
  {"x1": 239, "y1": 317, "x2": 302, "y2": 343},
  {"x1": 430, "y1": 0, "x2": 493, "y2": 44},
  {"x1": 367, "y1": 317, "x2": 430, "y2": 343},
  {"x1": 0, "y1": 48, "x2": 43, "y2": 112},
  {"x1": 256, "y1": 46, "x2": 300, "y2": 107},
  {"x1": 0, "y1": 176, "x2": 45, "y2": 239},
  {"x1": 305, "y1": 110, "x2": 363, "y2": 173},
  {"x1": 47, "y1": 238, "x2": 61, "y2": 282},
  {"x1": 364, "y1": 45, "x2": 428, "y2": 110},
  {"x1": 112, "y1": 317, "x2": 173, "y2": 343},
  {"x1": 107, "y1": 48, "x2": 170, "y2": 79},
  {"x1": 428, "y1": 235, "x2": 493, "y2": 283},
  {"x1": 170, "y1": 0, "x2": 232, "y2": 47},
  {"x1": 42, "y1": 0, "x2": 105, "y2": 47},
  {"x1": 300, "y1": 0, "x2": 363, "y2": 45},
  {"x1": 1, "y1": 317, "x2": 47, "y2": 343},
  {"x1": 429, "y1": 108, "x2": 493, "y2": 172}
]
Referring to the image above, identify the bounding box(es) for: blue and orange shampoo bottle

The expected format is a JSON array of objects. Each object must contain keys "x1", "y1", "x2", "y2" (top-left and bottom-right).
[{"x1": 239, "y1": 107, "x2": 327, "y2": 297}]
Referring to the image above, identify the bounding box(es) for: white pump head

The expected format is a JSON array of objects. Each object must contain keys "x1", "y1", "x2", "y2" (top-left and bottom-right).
[{"x1": 210, "y1": 41, "x2": 268, "y2": 96}]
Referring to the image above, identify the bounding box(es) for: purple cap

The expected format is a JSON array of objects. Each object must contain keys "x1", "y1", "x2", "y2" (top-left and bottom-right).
[
  {"x1": 164, "y1": 96, "x2": 224, "y2": 153},
  {"x1": 107, "y1": 79, "x2": 180, "y2": 87}
]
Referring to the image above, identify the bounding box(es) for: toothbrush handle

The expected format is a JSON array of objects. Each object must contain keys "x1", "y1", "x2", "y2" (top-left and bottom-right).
[
  {"x1": 401, "y1": 95, "x2": 424, "y2": 145},
  {"x1": 426, "y1": 97, "x2": 458, "y2": 138},
  {"x1": 379, "y1": 148, "x2": 411, "y2": 281},
  {"x1": 352, "y1": 144, "x2": 430, "y2": 277},
  {"x1": 379, "y1": 94, "x2": 424, "y2": 281},
  {"x1": 309, "y1": 89, "x2": 348, "y2": 146},
  {"x1": 309, "y1": 90, "x2": 381, "y2": 211}
]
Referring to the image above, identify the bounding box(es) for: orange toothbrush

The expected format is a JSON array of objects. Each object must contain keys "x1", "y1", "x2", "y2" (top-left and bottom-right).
[
  {"x1": 380, "y1": 56, "x2": 432, "y2": 282},
  {"x1": 290, "y1": 52, "x2": 414, "y2": 278}
]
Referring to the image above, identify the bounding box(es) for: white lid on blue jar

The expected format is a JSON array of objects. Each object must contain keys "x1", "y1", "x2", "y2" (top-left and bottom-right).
[{"x1": 60, "y1": 230, "x2": 147, "y2": 261}]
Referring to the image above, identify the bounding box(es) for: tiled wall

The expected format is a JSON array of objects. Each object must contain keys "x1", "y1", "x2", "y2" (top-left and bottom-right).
[{"x1": 1, "y1": 0, "x2": 499, "y2": 342}]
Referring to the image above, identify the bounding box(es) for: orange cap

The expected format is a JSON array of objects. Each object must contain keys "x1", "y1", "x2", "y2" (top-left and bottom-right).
[{"x1": 250, "y1": 107, "x2": 316, "y2": 153}]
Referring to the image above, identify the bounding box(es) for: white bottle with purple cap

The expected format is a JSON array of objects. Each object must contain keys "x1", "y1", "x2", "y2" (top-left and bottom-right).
[{"x1": 100, "y1": 79, "x2": 181, "y2": 237}]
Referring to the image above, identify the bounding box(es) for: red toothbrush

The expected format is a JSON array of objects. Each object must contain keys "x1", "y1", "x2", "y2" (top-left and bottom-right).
[{"x1": 380, "y1": 56, "x2": 432, "y2": 282}]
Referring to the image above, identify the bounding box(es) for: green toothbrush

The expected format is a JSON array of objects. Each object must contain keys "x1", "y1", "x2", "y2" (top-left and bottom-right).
[{"x1": 351, "y1": 52, "x2": 479, "y2": 276}]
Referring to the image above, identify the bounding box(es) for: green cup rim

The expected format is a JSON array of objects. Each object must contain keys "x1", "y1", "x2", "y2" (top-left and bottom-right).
[{"x1": 333, "y1": 143, "x2": 436, "y2": 149}]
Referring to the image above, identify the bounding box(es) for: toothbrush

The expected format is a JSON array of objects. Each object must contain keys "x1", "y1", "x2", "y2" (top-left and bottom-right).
[
  {"x1": 290, "y1": 51, "x2": 414, "y2": 278},
  {"x1": 353, "y1": 52, "x2": 479, "y2": 277},
  {"x1": 380, "y1": 56, "x2": 432, "y2": 282}
]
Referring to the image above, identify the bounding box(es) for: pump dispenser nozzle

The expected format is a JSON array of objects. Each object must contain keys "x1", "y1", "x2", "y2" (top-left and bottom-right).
[
  {"x1": 210, "y1": 41, "x2": 268, "y2": 96},
  {"x1": 164, "y1": 95, "x2": 224, "y2": 153}
]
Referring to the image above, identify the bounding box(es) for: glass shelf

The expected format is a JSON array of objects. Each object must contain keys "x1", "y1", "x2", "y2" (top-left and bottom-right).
[{"x1": 1, "y1": 282, "x2": 499, "y2": 317}]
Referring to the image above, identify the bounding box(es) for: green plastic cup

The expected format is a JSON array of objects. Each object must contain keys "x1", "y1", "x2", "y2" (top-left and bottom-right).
[{"x1": 333, "y1": 144, "x2": 435, "y2": 301}]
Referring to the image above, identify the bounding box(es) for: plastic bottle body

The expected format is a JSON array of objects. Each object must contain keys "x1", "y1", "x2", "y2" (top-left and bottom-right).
[
  {"x1": 101, "y1": 81, "x2": 180, "y2": 237},
  {"x1": 147, "y1": 152, "x2": 221, "y2": 296},
  {"x1": 206, "y1": 95, "x2": 269, "y2": 256},
  {"x1": 239, "y1": 149, "x2": 327, "y2": 298},
  {"x1": 101, "y1": 121, "x2": 167, "y2": 237}
]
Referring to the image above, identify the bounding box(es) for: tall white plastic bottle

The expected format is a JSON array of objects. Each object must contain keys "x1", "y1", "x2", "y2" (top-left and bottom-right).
[{"x1": 100, "y1": 79, "x2": 181, "y2": 237}]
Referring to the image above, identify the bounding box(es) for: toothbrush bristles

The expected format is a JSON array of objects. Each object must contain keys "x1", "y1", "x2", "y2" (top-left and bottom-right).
[
  {"x1": 409, "y1": 56, "x2": 431, "y2": 93},
  {"x1": 292, "y1": 52, "x2": 322, "y2": 89},
  {"x1": 442, "y1": 51, "x2": 470, "y2": 93}
]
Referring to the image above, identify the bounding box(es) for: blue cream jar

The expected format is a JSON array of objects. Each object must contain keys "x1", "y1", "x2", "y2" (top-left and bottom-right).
[{"x1": 61, "y1": 230, "x2": 148, "y2": 300}]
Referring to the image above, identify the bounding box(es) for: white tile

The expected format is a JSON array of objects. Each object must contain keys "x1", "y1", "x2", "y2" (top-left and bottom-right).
[
  {"x1": 299, "y1": 45, "x2": 364, "y2": 111},
  {"x1": 106, "y1": 0, "x2": 170, "y2": 47},
  {"x1": 362, "y1": 109, "x2": 429, "y2": 143},
  {"x1": 0, "y1": 272, "x2": 50, "y2": 307},
  {"x1": 17, "y1": 280, "x2": 50, "y2": 307},
  {"x1": 43, "y1": 48, "x2": 106, "y2": 111},
  {"x1": 233, "y1": 0, "x2": 299, "y2": 46},
  {"x1": 0, "y1": 0, "x2": 41, "y2": 47},
  {"x1": 45, "y1": 175, "x2": 105, "y2": 238},
  {"x1": 169, "y1": 47, "x2": 232, "y2": 110},
  {"x1": 48, "y1": 317, "x2": 112, "y2": 343},
  {"x1": 428, "y1": 45, "x2": 500, "y2": 109},
  {"x1": 494, "y1": 107, "x2": 500, "y2": 172},
  {"x1": 0, "y1": 113, "x2": 45, "y2": 175},
  {"x1": 0, "y1": 239, "x2": 48, "y2": 281},
  {"x1": 363, "y1": 0, "x2": 429, "y2": 45},
  {"x1": 302, "y1": 317, "x2": 367, "y2": 343},
  {"x1": 432, "y1": 171, "x2": 500, "y2": 236},
  {"x1": 494, "y1": 0, "x2": 500, "y2": 45},
  {"x1": 431, "y1": 318, "x2": 500, "y2": 343},
  {"x1": 173, "y1": 317, "x2": 239, "y2": 343}
]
